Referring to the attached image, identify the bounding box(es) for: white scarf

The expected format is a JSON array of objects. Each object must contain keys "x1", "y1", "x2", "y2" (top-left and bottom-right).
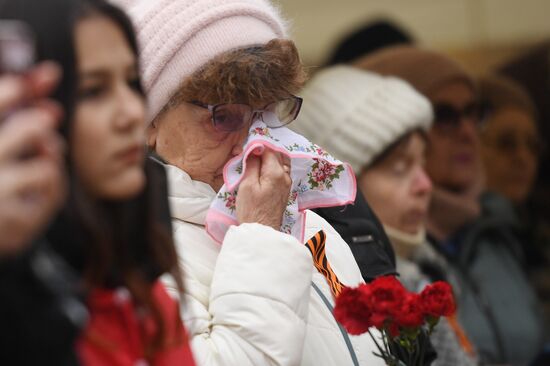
[{"x1": 383, "y1": 224, "x2": 426, "y2": 260}]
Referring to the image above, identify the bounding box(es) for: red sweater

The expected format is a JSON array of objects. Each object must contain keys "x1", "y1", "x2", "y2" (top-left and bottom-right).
[{"x1": 77, "y1": 280, "x2": 195, "y2": 366}]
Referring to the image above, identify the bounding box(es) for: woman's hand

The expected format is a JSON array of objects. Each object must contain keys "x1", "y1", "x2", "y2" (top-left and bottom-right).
[
  {"x1": 236, "y1": 148, "x2": 292, "y2": 231},
  {"x1": 0, "y1": 62, "x2": 65, "y2": 257}
]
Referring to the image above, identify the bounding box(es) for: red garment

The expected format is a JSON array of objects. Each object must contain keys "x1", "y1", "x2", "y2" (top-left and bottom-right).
[{"x1": 77, "y1": 281, "x2": 195, "y2": 366}]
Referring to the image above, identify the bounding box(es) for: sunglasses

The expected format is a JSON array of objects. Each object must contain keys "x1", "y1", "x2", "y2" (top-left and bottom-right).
[
  {"x1": 190, "y1": 95, "x2": 303, "y2": 132},
  {"x1": 433, "y1": 102, "x2": 488, "y2": 130}
]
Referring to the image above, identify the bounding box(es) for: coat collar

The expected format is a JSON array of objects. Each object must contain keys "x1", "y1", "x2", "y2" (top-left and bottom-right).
[{"x1": 161, "y1": 162, "x2": 216, "y2": 226}]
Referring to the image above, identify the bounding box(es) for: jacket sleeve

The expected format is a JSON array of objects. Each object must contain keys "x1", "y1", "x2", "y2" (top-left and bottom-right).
[{"x1": 166, "y1": 223, "x2": 313, "y2": 366}]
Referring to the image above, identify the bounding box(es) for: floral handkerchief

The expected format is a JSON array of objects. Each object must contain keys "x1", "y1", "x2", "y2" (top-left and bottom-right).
[{"x1": 205, "y1": 119, "x2": 356, "y2": 244}]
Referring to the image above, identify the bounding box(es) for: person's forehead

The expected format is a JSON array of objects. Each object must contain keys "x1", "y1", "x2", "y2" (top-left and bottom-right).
[
  {"x1": 429, "y1": 80, "x2": 475, "y2": 107},
  {"x1": 75, "y1": 16, "x2": 134, "y2": 73},
  {"x1": 488, "y1": 108, "x2": 537, "y2": 131}
]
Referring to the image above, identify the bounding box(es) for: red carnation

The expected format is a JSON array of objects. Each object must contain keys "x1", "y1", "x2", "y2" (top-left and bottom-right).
[
  {"x1": 387, "y1": 322, "x2": 400, "y2": 338},
  {"x1": 395, "y1": 293, "x2": 424, "y2": 328},
  {"x1": 334, "y1": 285, "x2": 373, "y2": 335},
  {"x1": 420, "y1": 281, "x2": 456, "y2": 317},
  {"x1": 367, "y1": 276, "x2": 406, "y2": 329},
  {"x1": 334, "y1": 279, "x2": 455, "y2": 365}
]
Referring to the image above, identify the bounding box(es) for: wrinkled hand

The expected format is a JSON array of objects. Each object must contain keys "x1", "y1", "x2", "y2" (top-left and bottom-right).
[
  {"x1": 236, "y1": 148, "x2": 292, "y2": 231},
  {"x1": 0, "y1": 62, "x2": 65, "y2": 257}
]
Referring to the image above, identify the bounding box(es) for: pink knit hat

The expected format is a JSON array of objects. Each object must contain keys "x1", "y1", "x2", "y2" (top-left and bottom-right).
[{"x1": 111, "y1": 0, "x2": 288, "y2": 122}]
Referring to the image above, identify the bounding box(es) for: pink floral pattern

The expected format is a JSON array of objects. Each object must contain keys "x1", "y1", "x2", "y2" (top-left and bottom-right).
[
  {"x1": 308, "y1": 159, "x2": 345, "y2": 190},
  {"x1": 313, "y1": 144, "x2": 329, "y2": 157},
  {"x1": 218, "y1": 190, "x2": 237, "y2": 213},
  {"x1": 249, "y1": 126, "x2": 279, "y2": 142},
  {"x1": 288, "y1": 190, "x2": 299, "y2": 206},
  {"x1": 206, "y1": 120, "x2": 355, "y2": 244},
  {"x1": 285, "y1": 143, "x2": 329, "y2": 157}
]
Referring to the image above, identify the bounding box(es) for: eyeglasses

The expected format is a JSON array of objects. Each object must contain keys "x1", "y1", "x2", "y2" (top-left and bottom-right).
[
  {"x1": 433, "y1": 102, "x2": 488, "y2": 131},
  {"x1": 486, "y1": 133, "x2": 546, "y2": 157},
  {"x1": 189, "y1": 95, "x2": 303, "y2": 132}
]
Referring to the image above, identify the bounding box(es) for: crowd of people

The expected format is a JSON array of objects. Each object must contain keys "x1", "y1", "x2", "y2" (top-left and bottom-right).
[{"x1": 0, "y1": 0, "x2": 548, "y2": 365}]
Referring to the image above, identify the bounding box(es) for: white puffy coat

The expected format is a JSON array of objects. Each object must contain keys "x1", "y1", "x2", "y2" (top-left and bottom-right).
[{"x1": 162, "y1": 163, "x2": 384, "y2": 366}]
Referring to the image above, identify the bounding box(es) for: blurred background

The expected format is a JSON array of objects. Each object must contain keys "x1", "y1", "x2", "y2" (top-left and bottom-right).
[
  {"x1": 277, "y1": 0, "x2": 550, "y2": 73},
  {"x1": 278, "y1": 0, "x2": 550, "y2": 225},
  {"x1": 279, "y1": 2, "x2": 550, "y2": 342}
]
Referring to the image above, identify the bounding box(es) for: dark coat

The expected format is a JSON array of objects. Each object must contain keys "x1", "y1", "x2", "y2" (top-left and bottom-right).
[
  {"x1": 314, "y1": 193, "x2": 397, "y2": 282},
  {"x1": 0, "y1": 242, "x2": 85, "y2": 365}
]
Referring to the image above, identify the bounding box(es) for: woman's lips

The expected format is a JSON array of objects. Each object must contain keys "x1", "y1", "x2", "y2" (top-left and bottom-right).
[
  {"x1": 403, "y1": 209, "x2": 428, "y2": 227},
  {"x1": 453, "y1": 153, "x2": 475, "y2": 164},
  {"x1": 116, "y1": 144, "x2": 144, "y2": 164}
]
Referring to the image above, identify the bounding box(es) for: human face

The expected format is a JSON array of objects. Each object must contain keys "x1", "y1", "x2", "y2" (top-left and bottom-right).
[
  {"x1": 425, "y1": 80, "x2": 481, "y2": 192},
  {"x1": 359, "y1": 133, "x2": 433, "y2": 235},
  {"x1": 72, "y1": 16, "x2": 146, "y2": 200},
  {"x1": 481, "y1": 107, "x2": 539, "y2": 205},
  {"x1": 148, "y1": 101, "x2": 250, "y2": 191}
]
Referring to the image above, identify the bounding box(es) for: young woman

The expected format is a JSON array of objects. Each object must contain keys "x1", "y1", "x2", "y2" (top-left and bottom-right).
[
  {"x1": 478, "y1": 74, "x2": 550, "y2": 339},
  {"x1": 0, "y1": 0, "x2": 195, "y2": 364}
]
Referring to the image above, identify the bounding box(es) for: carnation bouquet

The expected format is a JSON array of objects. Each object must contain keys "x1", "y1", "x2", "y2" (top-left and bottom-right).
[{"x1": 334, "y1": 276, "x2": 455, "y2": 366}]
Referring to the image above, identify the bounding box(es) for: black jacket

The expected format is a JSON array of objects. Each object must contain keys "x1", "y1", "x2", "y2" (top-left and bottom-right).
[
  {"x1": 314, "y1": 193, "x2": 397, "y2": 282},
  {"x1": 0, "y1": 241, "x2": 85, "y2": 366}
]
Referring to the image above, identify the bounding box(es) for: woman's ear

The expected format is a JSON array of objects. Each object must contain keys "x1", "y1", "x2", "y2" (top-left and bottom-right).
[{"x1": 146, "y1": 121, "x2": 158, "y2": 150}]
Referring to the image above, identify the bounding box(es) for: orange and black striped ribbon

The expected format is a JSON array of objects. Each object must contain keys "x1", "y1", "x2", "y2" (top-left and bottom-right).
[{"x1": 304, "y1": 230, "x2": 344, "y2": 298}]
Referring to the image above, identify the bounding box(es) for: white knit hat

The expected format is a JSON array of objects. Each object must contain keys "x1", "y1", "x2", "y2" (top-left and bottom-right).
[
  {"x1": 111, "y1": 0, "x2": 288, "y2": 122},
  {"x1": 291, "y1": 66, "x2": 433, "y2": 174}
]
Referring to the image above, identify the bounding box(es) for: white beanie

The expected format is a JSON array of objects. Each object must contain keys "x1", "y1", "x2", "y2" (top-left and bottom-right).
[
  {"x1": 291, "y1": 66, "x2": 433, "y2": 175},
  {"x1": 111, "y1": 0, "x2": 288, "y2": 122}
]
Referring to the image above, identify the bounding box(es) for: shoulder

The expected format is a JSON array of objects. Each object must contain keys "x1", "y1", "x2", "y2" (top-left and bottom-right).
[
  {"x1": 304, "y1": 210, "x2": 363, "y2": 286},
  {"x1": 304, "y1": 210, "x2": 342, "y2": 238}
]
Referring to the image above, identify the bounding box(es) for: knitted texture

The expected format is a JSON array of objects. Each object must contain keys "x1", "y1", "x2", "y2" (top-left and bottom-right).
[
  {"x1": 291, "y1": 66, "x2": 433, "y2": 174},
  {"x1": 112, "y1": 0, "x2": 287, "y2": 121}
]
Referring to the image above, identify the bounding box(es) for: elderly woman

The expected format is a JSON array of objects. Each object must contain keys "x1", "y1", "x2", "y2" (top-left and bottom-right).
[
  {"x1": 478, "y1": 74, "x2": 550, "y2": 337},
  {"x1": 115, "y1": 0, "x2": 384, "y2": 365},
  {"x1": 356, "y1": 46, "x2": 545, "y2": 365},
  {"x1": 292, "y1": 65, "x2": 477, "y2": 366},
  {"x1": 478, "y1": 75, "x2": 541, "y2": 206}
]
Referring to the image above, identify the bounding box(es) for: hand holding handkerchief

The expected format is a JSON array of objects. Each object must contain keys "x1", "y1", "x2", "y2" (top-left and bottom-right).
[{"x1": 205, "y1": 119, "x2": 357, "y2": 243}]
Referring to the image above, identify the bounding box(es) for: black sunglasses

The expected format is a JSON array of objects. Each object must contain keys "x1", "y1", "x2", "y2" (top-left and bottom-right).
[
  {"x1": 433, "y1": 102, "x2": 488, "y2": 130},
  {"x1": 190, "y1": 96, "x2": 303, "y2": 132}
]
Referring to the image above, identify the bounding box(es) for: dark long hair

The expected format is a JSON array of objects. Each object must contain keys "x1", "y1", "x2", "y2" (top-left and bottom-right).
[{"x1": 0, "y1": 0, "x2": 183, "y2": 357}]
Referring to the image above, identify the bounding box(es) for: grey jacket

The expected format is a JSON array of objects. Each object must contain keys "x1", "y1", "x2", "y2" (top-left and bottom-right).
[{"x1": 429, "y1": 193, "x2": 545, "y2": 365}]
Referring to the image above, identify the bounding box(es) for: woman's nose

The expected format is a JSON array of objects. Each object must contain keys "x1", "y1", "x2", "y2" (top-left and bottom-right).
[
  {"x1": 115, "y1": 85, "x2": 145, "y2": 131},
  {"x1": 413, "y1": 167, "x2": 433, "y2": 196},
  {"x1": 457, "y1": 117, "x2": 480, "y2": 145}
]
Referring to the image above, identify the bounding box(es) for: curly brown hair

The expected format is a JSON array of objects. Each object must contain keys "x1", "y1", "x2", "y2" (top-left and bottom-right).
[{"x1": 162, "y1": 38, "x2": 307, "y2": 112}]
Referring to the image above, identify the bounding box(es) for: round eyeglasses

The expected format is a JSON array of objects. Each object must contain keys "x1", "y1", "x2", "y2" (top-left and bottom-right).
[{"x1": 190, "y1": 95, "x2": 303, "y2": 132}]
